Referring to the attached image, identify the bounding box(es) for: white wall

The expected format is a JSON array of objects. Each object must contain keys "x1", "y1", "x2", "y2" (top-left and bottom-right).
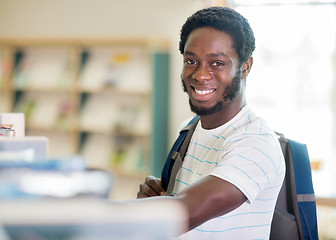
[{"x1": 0, "y1": 0, "x2": 207, "y2": 143}]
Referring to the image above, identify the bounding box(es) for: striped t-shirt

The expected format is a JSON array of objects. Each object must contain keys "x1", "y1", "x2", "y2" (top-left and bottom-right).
[{"x1": 174, "y1": 105, "x2": 285, "y2": 240}]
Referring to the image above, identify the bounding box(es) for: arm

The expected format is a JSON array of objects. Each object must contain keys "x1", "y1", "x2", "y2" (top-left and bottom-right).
[
  {"x1": 176, "y1": 175, "x2": 247, "y2": 230},
  {"x1": 137, "y1": 174, "x2": 247, "y2": 231}
]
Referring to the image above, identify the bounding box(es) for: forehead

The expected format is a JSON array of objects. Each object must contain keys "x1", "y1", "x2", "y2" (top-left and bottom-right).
[{"x1": 184, "y1": 27, "x2": 237, "y2": 58}]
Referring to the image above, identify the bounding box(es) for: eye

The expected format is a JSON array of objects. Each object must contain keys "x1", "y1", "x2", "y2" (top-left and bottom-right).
[
  {"x1": 212, "y1": 61, "x2": 225, "y2": 67},
  {"x1": 185, "y1": 59, "x2": 197, "y2": 65}
]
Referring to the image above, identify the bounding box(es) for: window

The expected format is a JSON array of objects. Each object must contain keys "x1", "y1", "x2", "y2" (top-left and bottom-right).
[{"x1": 234, "y1": 1, "x2": 336, "y2": 197}]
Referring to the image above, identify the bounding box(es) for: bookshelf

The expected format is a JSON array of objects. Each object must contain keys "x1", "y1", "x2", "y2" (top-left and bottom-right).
[
  {"x1": 0, "y1": 38, "x2": 170, "y2": 178},
  {"x1": 0, "y1": 47, "x2": 12, "y2": 113}
]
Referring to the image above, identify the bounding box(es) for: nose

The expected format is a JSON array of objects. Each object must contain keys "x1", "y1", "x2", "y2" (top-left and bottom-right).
[{"x1": 192, "y1": 64, "x2": 211, "y2": 81}]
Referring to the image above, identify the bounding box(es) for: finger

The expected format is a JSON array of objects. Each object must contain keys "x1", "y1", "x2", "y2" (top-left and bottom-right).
[
  {"x1": 137, "y1": 180, "x2": 161, "y2": 199},
  {"x1": 137, "y1": 182, "x2": 151, "y2": 198},
  {"x1": 145, "y1": 176, "x2": 164, "y2": 195},
  {"x1": 137, "y1": 190, "x2": 147, "y2": 199}
]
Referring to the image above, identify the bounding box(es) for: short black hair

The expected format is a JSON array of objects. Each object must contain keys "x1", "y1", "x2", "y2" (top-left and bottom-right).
[{"x1": 179, "y1": 7, "x2": 255, "y2": 64}]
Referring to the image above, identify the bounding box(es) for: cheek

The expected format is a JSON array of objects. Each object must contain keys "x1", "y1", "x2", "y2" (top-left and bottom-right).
[
  {"x1": 181, "y1": 69, "x2": 191, "y2": 85},
  {"x1": 181, "y1": 66, "x2": 189, "y2": 78},
  {"x1": 229, "y1": 60, "x2": 240, "y2": 78},
  {"x1": 181, "y1": 79, "x2": 187, "y2": 92},
  {"x1": 228, "y1": 67, "x2": 237, "y2": 79}
]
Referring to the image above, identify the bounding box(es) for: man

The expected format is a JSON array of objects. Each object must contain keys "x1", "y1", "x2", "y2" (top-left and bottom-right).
[{"x1": 137, "y1": 6, "x2": 285, "y2": 239}]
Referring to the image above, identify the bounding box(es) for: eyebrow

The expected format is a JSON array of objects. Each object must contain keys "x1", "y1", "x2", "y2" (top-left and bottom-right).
[
  {"x1": 183, "y1": 51, "x2": 196, "y2": 57},
  {"x1": 184, "y1": 51, "x2": 229, "y2": 59}
]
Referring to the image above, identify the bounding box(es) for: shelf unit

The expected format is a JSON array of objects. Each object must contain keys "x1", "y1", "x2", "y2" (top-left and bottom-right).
[{"x1": 0, "y1": 38, "x2": 170, "y2": 177}]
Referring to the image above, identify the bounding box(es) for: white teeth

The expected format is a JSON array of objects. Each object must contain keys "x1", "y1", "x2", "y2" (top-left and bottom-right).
[{"x1": 195, "y1": 89, "x2": 214, "y2": 95}]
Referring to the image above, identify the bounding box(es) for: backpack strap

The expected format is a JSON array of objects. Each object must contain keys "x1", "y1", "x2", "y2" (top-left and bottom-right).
[
  {"x1": 161, "y1": 116, "x2": 199, "y2": 195},
  {"x1": 288, "y1": 139, "x2": 318, "y2": 240}
]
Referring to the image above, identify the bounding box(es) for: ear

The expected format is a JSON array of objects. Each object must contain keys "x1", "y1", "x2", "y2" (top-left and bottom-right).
[{"x1": 241, "y1": 57, "x2": 253, "y2": 79}]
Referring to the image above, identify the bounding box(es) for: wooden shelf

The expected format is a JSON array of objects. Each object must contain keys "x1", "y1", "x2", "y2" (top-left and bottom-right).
[{"x1": 0, "y1": 38, "x2": 170, "y2": 177}]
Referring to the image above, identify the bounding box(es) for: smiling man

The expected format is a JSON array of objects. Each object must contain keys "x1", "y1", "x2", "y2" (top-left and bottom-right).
[{"x1": 137, "y1": 7, "x2": 285, "y2": 239}]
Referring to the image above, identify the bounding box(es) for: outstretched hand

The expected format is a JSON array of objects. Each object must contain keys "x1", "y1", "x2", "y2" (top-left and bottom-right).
[{"x1": 137, "y1": 176, "x2": 166, "y2": 198}]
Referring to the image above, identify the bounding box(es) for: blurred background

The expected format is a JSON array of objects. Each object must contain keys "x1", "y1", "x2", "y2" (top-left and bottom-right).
[{"x1": 0, "y1": 0, "x2": 335, "y2": 238}]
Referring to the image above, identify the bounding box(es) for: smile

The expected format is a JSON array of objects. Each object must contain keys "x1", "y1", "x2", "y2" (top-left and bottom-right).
[{"x1": 194, "y1": 88, "x2": 215, "y2": 95}]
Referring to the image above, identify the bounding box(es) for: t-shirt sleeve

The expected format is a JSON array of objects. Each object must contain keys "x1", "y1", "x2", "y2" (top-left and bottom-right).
[{"x1": 210, "y1": 134, "x2": 284, "y2": 203}]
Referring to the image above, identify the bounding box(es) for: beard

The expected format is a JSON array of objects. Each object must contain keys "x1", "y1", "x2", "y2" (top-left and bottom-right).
[{"x1": 182, "y1": 69, "x2": 243, "y2": 116}]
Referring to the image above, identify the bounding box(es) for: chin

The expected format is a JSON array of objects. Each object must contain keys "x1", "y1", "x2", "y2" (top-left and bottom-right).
[{"x1": 189, "y1": 99, "x2": 223, "y2": 116}]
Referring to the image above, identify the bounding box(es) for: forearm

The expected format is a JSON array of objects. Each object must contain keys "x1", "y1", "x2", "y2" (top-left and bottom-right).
[
  {"x1": 136, "y1": 175, "x2": 246, "y2": 232},
  {"x1": 175, "y1": 176, "x2": 247, "y2": 231}
]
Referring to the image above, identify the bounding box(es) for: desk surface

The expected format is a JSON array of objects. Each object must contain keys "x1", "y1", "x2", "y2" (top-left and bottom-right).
[{"x1": 0, "y1": 198, "x2": 187, "y2": 240}]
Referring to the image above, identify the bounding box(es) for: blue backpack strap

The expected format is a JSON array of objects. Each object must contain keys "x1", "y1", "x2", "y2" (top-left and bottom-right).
[
  {"x1": 161, "y1": 129, "x2": 189, "y2": 191},
  {"x1": 161, "y1": 116, "x2": 199, "y2": 191},
  {"x1": 288, "y1": 139, "x2": 319, "y2": 240}
]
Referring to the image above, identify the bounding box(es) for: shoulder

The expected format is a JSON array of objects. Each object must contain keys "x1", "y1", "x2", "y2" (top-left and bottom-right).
[
  {"x1": 177, "y1": 115, "x2": 198, "y2": 132},
  {"x1": 221, "y1": 106, "x2": 285, "y2": 175},
  {"x1": 228, "y1": 105, "x2": 276, "y2": 138}
]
